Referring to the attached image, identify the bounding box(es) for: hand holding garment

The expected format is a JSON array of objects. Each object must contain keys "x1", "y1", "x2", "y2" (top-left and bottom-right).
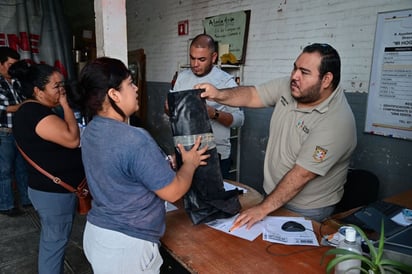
[{"x1": 168, "y1": 89, "x2": 241, "y2": 224}]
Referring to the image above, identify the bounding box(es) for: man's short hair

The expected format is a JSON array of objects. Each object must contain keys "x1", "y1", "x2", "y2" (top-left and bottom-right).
[
  {"x1": 190, "y1": 34, "x2": 217, "y2": 53},
  {"x1": 0, "y1": 47, "x2": 20, "y2": 64},
  {"x1": 303, "y1": 43, "x2": 341, "y2": 90}
]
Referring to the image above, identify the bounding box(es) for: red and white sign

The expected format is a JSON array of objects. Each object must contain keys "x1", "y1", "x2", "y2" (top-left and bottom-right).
[{"x1": 178, "y1": 20, "x2": 189, "y2": 36}]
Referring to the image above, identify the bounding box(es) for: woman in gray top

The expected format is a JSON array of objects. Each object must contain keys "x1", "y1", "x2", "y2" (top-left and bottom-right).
[{"x1": 78, "y1": 57, "x2": 209, "y2": 274}]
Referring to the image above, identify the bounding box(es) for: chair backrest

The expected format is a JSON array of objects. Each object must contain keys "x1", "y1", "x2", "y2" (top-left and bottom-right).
[{"x1": 333, "y1": 169, "x2": 380, "y2": 214}]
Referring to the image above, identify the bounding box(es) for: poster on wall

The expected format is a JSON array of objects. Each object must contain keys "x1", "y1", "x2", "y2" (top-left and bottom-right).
[
  {"x1": 203, "y1": 10, "x2": 250, "y2": 64},
  {"x1": 365, "y1": 9, "x2": 412, "y2": 140}
]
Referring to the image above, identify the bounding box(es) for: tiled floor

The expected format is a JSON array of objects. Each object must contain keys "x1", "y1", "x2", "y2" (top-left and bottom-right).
[{"x1": 0, "y1": 207, "x2": 92, "y2": 274}]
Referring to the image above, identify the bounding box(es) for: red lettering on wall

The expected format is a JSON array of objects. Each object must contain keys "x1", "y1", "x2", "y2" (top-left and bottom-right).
[
  {"x1": 0, "y1": 32, "x2": 65, "y2": 76},
  {"x1": 30, "y1": 34, "x2": 40, "y2": 54},
  {"x1": 7, "y1": 34, "x2": 19, "y2": 50},
  {"x1": 19, "y1": 32, "x2": 30, "y2": 51},
  {"x1": 0, "y1": 32, "x2": 41, "y2": 53},
  {"x1": 0, "y1": 33, "x2": 6, "y2": 46}
]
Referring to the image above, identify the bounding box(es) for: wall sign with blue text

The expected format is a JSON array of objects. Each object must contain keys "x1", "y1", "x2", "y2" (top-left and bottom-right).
[
  {"x1": 365, "y1": 9, "x2": 412, "y2": 140},
  {"x1": 203, "y1": 10, "x2": 250, "y2": 64}
]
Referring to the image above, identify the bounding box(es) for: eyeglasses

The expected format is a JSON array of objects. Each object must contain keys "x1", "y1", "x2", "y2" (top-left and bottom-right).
[{"x1": 53, "y1": 82, "x2": 66, "y2": 90}]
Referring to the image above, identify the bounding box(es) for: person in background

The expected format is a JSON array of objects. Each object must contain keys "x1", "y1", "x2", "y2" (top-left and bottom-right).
[
  {"x1": 0, "y1": 47, "x2": 31, "y2": 217},
  {"x1": 11, "y1": 62, "x2": 85, "y2": 274},
  {"x1": 78, "y1": 57, "x2": 209, "y2": 274},
  {"x1": 196, "y1": 43, "x2": 357, "y2": 227},
  {"x1": 171, "y1": 34, "x2": 244, "y2": 178}
]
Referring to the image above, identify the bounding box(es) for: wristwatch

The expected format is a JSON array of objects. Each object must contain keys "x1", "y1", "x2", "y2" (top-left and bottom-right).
[{"x1": 212, "y1": 109, "x2": 220, "y2": 120}]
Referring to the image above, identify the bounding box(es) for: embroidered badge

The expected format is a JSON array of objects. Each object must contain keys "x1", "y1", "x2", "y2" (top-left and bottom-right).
[
  {"x1": 296, "y1": 120, "x2": 309, "y2": 134},
  {"x1": 313, "y1": 146, "x2": 328, "y2": 162}
]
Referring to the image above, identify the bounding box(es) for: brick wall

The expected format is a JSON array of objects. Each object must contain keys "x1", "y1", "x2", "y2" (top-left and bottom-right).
[
  {"x1": 126, "y1": 0, "x2": 411, "y2": 92},
  {"x1": 126, "y1": 0, "x2": 412, "y2": 198}
]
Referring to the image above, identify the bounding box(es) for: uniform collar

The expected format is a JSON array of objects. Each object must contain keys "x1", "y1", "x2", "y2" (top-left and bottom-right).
[{"x1": 294, "y1": 86, "x2": 341, "y2": 114}]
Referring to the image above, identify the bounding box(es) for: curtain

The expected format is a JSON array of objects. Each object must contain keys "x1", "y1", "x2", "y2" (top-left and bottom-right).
[{"x1": 0, "y1": 0, "x2": 75, "y2": 81}]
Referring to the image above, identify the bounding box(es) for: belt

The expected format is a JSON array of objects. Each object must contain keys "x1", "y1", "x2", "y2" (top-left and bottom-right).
[{"x1": 0, "y1": 127, "x2": 13, "y2": 133}]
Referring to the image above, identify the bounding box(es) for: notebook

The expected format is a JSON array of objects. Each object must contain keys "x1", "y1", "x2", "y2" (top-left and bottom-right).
[{"x1": 340, "y1": 200, "x2": 409, "y2": 238}]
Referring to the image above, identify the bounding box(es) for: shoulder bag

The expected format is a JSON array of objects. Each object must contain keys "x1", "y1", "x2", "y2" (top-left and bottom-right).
[{"x1": 16, "y1": 143, "x2": 91, "y2": 215}]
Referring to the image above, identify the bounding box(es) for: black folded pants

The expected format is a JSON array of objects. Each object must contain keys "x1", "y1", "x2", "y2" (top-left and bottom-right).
[{"x1": 168, "y1": 89, "x2": 241, "y2": 224}]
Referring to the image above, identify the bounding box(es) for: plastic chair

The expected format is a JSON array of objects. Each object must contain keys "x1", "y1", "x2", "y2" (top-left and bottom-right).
[{"x1": 333, "y1": 169, "x2": 380, "y2": 214}]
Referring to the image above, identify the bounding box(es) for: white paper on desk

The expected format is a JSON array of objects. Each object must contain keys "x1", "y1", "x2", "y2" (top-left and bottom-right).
[
  {"x1": 223, "y1": 181, "x2": 248, "y2": 193},
  {"x1": 205, "y1": 214, "x2": 263, "y2": 241},
  {"x1": 391, "y1": 211, "x2": 411, "y2": 226},
  {"x1": 262, "y1": 216, "x2": 319, "y2": 246}
]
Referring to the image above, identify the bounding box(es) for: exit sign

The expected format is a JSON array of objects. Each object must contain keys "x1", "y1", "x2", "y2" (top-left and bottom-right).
[{"x1": 178, "y1": 20, "x2": 189, "y2": 36}]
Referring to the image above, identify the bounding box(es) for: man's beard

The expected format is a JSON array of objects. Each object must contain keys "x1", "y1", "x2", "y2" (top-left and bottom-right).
[{"x1": 291, "y1": 80, "x2": 322, "y2": 104}]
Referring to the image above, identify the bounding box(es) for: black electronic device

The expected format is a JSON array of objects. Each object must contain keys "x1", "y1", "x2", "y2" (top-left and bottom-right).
[
  {"x1": 339, "y1": 199, "x2": 412, "y2": 263},
  {"x1": 341, "y1": 200, "x2": 406, "y2": 238},
  {"x1": 281, "y1": 221, "x2": 306, "y2": 232},
  {"x1": 354, "y1": 206, "x2": 405, "y2": 238}
]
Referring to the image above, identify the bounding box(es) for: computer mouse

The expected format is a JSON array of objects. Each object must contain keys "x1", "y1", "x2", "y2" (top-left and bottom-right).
[{"x1": 281, "y1": 221, "x2": 306, "y2": 232}]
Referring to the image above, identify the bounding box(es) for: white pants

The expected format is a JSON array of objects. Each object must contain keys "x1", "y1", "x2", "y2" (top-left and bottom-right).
[{"x1": 83, "y1": 221, "x2": 163, "y2": 274}]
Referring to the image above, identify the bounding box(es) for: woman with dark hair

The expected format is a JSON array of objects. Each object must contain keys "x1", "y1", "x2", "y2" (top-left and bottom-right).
[
  {"x1": 78, "y1": 57, "x2": 209, "y2": 274},
  {"x1": 11, "y1": 62, "x2": 85, "y2": 274}
]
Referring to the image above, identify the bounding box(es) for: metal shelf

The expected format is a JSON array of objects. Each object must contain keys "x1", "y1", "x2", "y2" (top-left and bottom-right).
[{"x1": 221, "y1": 65, "x2": 244, "y2": 182}]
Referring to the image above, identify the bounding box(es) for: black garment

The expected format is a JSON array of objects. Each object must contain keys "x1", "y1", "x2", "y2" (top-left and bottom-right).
[
  {"x1": 168, "y1": 89, "x2": 241, "y2": 224},
  {"x1": 13, "y1": 102, "x2": 84, "y2": 192}
]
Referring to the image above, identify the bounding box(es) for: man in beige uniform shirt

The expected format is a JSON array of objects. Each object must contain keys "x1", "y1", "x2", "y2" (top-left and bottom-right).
[{"x1": 197, "y1": 43, "x2": 357, "y2": 226}]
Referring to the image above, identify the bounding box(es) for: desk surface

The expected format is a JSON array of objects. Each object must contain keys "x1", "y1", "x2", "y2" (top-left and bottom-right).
[
  {"x1": 161, "y1": 182, "x2": 336, "y2": 273},
  {"x1": 162, "y1": 185, "x2": 412, "y2": 273},
  {"x1": 384, "y1": 189, "x2": 412, "y2": 208}
]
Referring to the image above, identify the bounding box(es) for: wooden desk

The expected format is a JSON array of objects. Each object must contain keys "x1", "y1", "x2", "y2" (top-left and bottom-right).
[
  {"x1": 384, "y1": 189, "x2": 412, "y2": 208},
  {"x1": 161, "y1": 182, "x2": 336, "y2": 273}
]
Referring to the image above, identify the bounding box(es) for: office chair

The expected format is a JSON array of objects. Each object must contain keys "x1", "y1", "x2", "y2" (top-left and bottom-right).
[{"x1": 333, "y1": 168, "x2": 380, "y2": 214}]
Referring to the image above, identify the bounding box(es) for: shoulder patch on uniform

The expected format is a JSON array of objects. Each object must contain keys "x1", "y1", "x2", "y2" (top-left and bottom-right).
[
  {"x1": 280, "y1": 96, "x2": 289, "y2": 106},
  {"x1": 313, "y1": 146, "x2": 328, "y2": 162}
]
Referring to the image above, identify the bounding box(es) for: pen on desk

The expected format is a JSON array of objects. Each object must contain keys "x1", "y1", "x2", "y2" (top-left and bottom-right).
[{"x1": 229, "y1": 220, "x2": 241, "y2": 232}]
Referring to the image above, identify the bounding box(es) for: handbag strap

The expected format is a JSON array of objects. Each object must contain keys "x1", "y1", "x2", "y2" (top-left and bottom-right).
[{"x1": 16, "y1": 143, "x2": 77, "y2": 193}]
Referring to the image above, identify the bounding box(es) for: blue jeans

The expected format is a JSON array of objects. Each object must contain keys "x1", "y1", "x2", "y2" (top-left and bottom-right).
[
  {"x1": 0, "y1": 131, "x2": 30, "y2": 210},
  {"x1": 28, "y1": 187, "x2": 76, "y2": 274}
]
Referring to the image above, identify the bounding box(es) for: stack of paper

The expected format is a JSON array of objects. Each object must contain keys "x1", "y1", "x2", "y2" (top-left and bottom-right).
[
  {"x1": 262, "y1": 216, "x2": 319, "y2": 246},
  {"x1": 206, "y1": 215, "x2": 319, "y2": 246}
]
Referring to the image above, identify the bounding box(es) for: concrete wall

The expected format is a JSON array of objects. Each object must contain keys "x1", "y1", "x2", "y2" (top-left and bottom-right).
[{"x1": 126, "y1": 0, "x2": 412, "y2": 198}]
